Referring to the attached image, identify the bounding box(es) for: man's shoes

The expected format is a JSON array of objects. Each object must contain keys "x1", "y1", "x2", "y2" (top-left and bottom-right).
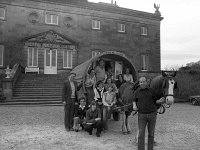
[
  {"x1": 96, "y1": 132, "x2": 100, "y2": 137},
  {"x1": 65, "y1": 128, "x2": 74, "y2": 131},
  {"x1": 75, "y1": 129, "x2": 79, "y2": 132},
  {"x1": 65, "y1": 128, "x2": 70, "y2": 132}
]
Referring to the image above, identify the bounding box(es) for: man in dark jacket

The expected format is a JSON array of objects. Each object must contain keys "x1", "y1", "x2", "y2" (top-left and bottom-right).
[
  {"x1": 73, "y1": 97, "x2": 88, "y2": 132},
  {"x1": 133, "y1": 77, "x2": 165, "y2": 150},
  {"x1": 62, "y1": 73, "x2": 78, "y2": 131},
  {"x1": 84, "y1": 101, "x2": 103, "y2": 137}
]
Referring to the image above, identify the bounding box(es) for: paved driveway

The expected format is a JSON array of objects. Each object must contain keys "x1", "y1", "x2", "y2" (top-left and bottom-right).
[{"x1": 0, "y1": 103, "x2": 200, "y2": 150}]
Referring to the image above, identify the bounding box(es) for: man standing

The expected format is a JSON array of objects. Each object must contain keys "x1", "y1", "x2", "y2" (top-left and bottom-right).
[
  {"x1": 62, "y1": 73, "x2": 78, "y2": 131},
  {"x1": 133, "y1": 77, "x2": 164, "y2": 150}
]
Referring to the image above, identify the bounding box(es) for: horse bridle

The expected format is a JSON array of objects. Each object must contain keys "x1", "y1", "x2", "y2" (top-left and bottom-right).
[{"x1": 158, "y1": 92, "x2": 175, "y2": 114}]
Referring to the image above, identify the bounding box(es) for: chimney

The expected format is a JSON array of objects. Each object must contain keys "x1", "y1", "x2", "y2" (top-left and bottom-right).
[{"x1": 111, "y1": 0, "x2": 113, "y2": 4}]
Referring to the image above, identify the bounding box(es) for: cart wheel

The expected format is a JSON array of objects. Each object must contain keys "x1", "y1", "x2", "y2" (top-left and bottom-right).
[{"x1": 191, "y1": 99, "x2": 198, "y2": 105}]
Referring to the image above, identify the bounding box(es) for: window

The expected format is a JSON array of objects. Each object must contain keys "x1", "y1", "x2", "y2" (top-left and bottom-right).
[
  {"x1": 141, "y1": 27, "x2": 148, "y2": 36},
  {"x1": 0, "y1": 45, "x2": 4, "y2": 66},
  {"x1": 45, "y1": 13, "x2": 58, "y2": 25},
  {"x1": 141, "y1": 54, "x2": 149, "y2": 71},
  {"x1": 92, "y1": 20, "x2": 100, "y2": 30},
  {"x1": 0, "y1": 7, "x2": 6, "y2": 20},
  {"x1": 118, "y1": 23, "x2": 125, "y2": 32},
  {"x1": 63, "y1": 50, "x2": 73, "y2": 68},
  {"x1": 92, "y1": 51, "x2": 100, "y2": 58},
  {"x1": 28, "y1": 47, "x2": 38, "y2": 67}
]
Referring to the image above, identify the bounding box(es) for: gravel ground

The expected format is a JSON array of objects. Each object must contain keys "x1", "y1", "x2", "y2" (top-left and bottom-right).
[{"x1": 0, "y1": 103, "x2": 200, "y2": 150}]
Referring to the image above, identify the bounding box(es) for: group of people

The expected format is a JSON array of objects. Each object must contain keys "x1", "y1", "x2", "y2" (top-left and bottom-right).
[
  {"x1": 62, "y1": 59, "x2": 165, "y2": 150},
  {"x1": 62, "y1": 59, "x2": 134, "y2": 137}
]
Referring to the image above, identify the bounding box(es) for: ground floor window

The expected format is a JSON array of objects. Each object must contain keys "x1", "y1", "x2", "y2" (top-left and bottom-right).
[
  {"x1": 28, "y1": 47, "x2": 38, "y2": 67},
  {"x1": 45, "y1": 49, "x2": 57, "y2": 67},
  {"x1": 141, "y1": 54, "x2": 149, "y2": 71},
  {"x1": 63, "y1": 50, "x2": 72, "y2": 68},
  {"x1": 0, "y1": 45, "x2": 4, "y2": 66}
]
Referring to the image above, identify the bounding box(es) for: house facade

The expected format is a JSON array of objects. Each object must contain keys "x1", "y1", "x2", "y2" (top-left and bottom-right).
[{"x1": 0, "y1": 0, "x2": 163, "y2": 78}]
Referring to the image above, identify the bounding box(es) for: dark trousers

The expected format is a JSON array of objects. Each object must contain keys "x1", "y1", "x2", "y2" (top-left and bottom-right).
[
  {"x1": 138, "y1": 111, "x2": 157, "y2": 150},
  {"x1": 64, "y1": 100, "x2": 75, "y2": 130},
  {"x1": 84, "y1": 120, "x2": 103, "y2": 134},
  {"x1": 86, "y1": 87, "x2": 94, "y2": 106},
  {"x1": 96, "y1": 103, "x2": 104, "y2": 127}
]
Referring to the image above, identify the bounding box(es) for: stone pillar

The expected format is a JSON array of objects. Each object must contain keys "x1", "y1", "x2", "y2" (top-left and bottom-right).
[{"x1": 2, "y1": 78, "x2": 13, "y2": 101}]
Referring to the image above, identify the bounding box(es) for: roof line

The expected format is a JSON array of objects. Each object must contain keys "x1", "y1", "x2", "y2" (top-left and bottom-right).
[{"x1": 29, "y1": 0, "x2": 163, "y2": 21}]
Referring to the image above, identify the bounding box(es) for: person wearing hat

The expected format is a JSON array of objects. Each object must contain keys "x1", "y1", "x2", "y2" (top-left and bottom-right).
[
  {"x1": 73, "y1": 97, "x2": 88, "y2": 132},
  {"x1": 62, "y1": 73, "x2": 79, "y2": 131},
  {"x1": 84, "y1": 101, "x2": 103, "y2": 137}
]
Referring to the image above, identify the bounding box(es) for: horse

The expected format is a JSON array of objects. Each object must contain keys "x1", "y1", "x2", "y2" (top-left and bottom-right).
[
  {"x1": 117, "y1": 82, "x2": 137, "y2": 134},
  {"x1": 117, "y1": 71, "x2": 177, "y2": 135}
]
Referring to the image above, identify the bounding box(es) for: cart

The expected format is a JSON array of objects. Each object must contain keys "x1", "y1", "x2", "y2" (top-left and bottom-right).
[{"x1": 70, "y1": 51, "x2": 139, "y2": 121}]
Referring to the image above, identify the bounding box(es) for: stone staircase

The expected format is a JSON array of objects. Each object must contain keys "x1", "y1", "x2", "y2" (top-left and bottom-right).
[{"x1": 0, "y1": 74, "x2": 66, "y2": 106}]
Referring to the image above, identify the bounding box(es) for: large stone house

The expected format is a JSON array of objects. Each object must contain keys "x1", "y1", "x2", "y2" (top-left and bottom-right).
[
  {"x1": 0, "y1": 0, "x2": 163, "y2": 76},
  {"x1": 0, "y1": 0, "x2": 163, "y2": 103}
]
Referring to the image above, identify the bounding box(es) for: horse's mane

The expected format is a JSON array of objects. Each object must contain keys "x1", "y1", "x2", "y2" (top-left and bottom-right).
[
  {"x1": 119, "y1": 82, "x2": 133, "y2": 95},
  {"x1": 118, "y1": 82, "x2": 135, "y2": 105},
  {"x1": 150, "y1": 75, "x2": 165, "y2": 99}
]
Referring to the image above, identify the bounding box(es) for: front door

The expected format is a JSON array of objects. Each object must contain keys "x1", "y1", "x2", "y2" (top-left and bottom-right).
[{"x1": 44, "y1": 49, "x2": 57, "y2": 74}]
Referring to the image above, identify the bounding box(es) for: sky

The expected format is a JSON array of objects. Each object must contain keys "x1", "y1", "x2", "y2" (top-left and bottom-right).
[{"x1": 89, "y1": 0, "x2": 200, "y2": 69}]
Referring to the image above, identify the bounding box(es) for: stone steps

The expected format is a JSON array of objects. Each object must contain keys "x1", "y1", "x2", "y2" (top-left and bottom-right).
[{"x1": 1, "y1": 74, "x2": 67, "y2": 106}]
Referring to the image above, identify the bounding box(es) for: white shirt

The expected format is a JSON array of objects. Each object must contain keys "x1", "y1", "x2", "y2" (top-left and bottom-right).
[
  {"x1": 102, "y1": 91, "x2": 116, "y2": 106},
  {"x1": 123, "y1": 74, "x2": 133, "y2": 83}
]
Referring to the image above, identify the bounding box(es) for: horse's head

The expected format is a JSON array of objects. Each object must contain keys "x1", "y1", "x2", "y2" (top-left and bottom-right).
[{"x1": 161, "y1": 71, "x2": 177, "y2": 105}]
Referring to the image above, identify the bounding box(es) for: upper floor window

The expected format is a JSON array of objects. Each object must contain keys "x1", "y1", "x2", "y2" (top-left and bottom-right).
[
  {"x1": 141, "y1": 54, "x2": 149, "y2": 71},
  {"x1": 63, "y1": 50, "x2": 73, "y2": 68},
  {"x1": 0, "y1": 45, "x2": 4, "y2": 66},
  {"x1": 141, "y1": 27, "x2": 148, "y2": 36},
  {"x1": 0, "y1": 7, "x2": 6, "y2": 20},
  {"x1": 92, "y1": 51, "x2": 100, "y2": 58},
  {"x1": 92, "y1": 20, "x2": 100, "y2": 30},
  {"x1": 118, "y1": 23, "x2": 125, "y2": 33},
  {"x1": 45, "y1": 13, "x2": 58, "y2": 25},
  {"x1": 28, "y1": 47, "x2": 38, "y2": 67}
]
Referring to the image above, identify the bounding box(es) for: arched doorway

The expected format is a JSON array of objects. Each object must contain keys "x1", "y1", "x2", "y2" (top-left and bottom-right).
[{"x1": 71, "y1": 51, "x2": 138, "y2": 82}]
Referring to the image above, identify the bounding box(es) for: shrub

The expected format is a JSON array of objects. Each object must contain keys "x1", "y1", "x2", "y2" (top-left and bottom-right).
[{"x1": 175, "y1": 70, "x2": 200, "y2": 99}]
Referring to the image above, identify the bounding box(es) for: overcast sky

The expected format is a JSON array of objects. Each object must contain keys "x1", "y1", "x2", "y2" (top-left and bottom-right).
[{"x1": 89, "y1": 0, "x2": 200, "y2": 69}]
